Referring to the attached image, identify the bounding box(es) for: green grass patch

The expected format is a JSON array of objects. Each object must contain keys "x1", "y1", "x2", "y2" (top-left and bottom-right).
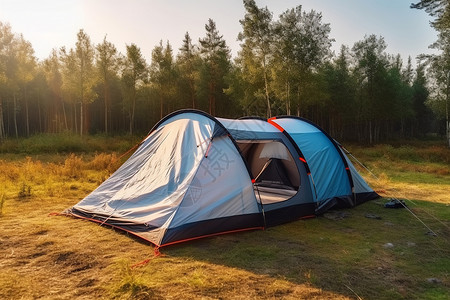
[{"x1": 0, "y1": 133, "x2": 142, "y2": 154}]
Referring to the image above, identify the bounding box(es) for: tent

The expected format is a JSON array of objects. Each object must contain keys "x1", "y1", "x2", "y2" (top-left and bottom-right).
[{"x1": 65, "y1": 110, "x2": 379, "y2": 247}]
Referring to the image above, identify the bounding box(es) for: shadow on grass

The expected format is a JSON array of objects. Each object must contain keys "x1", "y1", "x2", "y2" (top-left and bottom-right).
[{"x1": 159, "y1": 199, "x2": 450, "y2": 300}]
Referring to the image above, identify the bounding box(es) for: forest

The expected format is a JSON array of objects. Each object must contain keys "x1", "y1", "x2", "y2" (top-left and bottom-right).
[{"x1": 0, "y1": 0, "x2": 449, "y2": 143}]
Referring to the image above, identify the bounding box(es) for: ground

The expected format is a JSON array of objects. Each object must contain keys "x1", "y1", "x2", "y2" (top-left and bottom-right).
[{"x1": 0, "y1": 142, "x2": 449, "y2": 299}]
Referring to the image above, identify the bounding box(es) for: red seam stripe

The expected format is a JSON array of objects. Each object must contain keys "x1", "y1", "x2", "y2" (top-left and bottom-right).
[
  {"x1": 267, "y1": 118, "x2": 285, "y2": 132},
  {"x1": 160, "y1": 227, "x2": 265, "y2": 247}
]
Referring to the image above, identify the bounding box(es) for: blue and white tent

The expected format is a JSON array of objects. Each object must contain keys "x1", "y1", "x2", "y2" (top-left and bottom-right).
[{"x1": 66, "y1": 110, "x2": 378, "y2": 247}]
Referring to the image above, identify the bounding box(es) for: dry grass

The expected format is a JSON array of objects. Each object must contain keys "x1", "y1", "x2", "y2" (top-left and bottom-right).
[{"x1": 0, "y1": 143, "x2": 449, "y2": 299}]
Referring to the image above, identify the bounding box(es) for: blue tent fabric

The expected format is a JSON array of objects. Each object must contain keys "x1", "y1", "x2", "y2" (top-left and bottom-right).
[
  {"x1": 270, "y1": 118, "x2": 351, "y2": 203},
  {"x1": 65, "y1": 110, "x2": 379, "y2": 247}
]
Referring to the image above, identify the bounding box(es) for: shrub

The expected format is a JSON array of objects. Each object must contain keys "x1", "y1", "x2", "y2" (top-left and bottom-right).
[
  {"x1": 0, "y1": 160, "x2": 20, "y2": 181},
  {"x1": 89, "y1": 153, "x2": 120, "y2": 173},
  {"x1": 62, "y1": 154, "x2": 84, "y2": 178},
  {"x1": 18, "y1": 182, "x2": 32, "y2": 199}
]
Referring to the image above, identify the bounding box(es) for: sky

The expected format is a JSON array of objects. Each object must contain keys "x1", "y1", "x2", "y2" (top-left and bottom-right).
[{"x1": 0, "y1": 0, "x2": 438, "y2": 65}]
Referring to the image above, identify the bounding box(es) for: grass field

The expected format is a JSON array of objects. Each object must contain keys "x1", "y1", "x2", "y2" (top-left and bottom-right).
[{"x1": 0, "y1": 136, "x2": 449, "y2": 299}]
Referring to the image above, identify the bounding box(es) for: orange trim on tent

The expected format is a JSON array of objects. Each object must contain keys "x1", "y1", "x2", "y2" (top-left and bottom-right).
[
  {"x1": 298, "y1": 215, "x2": 316, "y2": 220},
  {"x1": 63, "y1": 212, "x2": 264, "y2": 249},
  {"x1": 267, "y1": 117, "x2": 285, "y2": 132},
  {"x1": 62, "y1": 212, "x2": 161, "y2": 247}
]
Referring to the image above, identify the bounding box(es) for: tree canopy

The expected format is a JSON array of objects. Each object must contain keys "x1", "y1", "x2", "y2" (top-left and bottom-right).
[{"x1": 0, "y1": 1, "x2": 445, "y2": 143}]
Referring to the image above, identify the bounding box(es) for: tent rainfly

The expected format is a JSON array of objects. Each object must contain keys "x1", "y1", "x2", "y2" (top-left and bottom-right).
[{"x1": 65, "y1": 110, "x2": 379, "y2": 247}]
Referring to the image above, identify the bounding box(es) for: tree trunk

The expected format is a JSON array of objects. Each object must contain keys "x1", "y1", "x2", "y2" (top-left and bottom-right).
[
  {"x1": 190, "y1": 78, "x2": 195, "y2": 109},
  {"x1": 209, "y1": 81, "x2": 215, "y2": 115},
  {"x1": 286, "y1": 81, "x2": 291, "y2": 115},
  {"x1": 130, "y1": 94, "x2": 136, "y2": 135},
  {"x1": 13, "y1": 93, "x2": 18, "y2": 139},
  {"x1": 104, "y1": 81, "x2": 109, "y2": 134},
  {"x1": 263, "y1": 65, "x2": 271, "y2": 118},
  {"x1": 0, "y1": 97, "x2": 5, "y2": 140},
  {"x1": 62, "y1": 100, "x2": 68, "y2": 132},
  {"x1": 38, "y1": 98, "x2": 41, "y2": 133},
  {"x1": 25, "y1": 98, "x2": 29, "y2": 137},
  {"x1": 73, "y1": 102, "x2": 78, "y2": 134},
  {"x1": 209, "y1": 83, "x2": 212, "y2": 115},
  {"x1": 446, "y1": 91, "x2": 449, "y2": 148},
  {"x1": 160, "y1": 95, "x2": 163, "y2": 120},
  {"x1": 80, "y1": 101, "x2": 84, "y2": 137}
]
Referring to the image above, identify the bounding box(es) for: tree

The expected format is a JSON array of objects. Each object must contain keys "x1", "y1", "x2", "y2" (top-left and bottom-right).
[
  {"x1": 177, "y1": 32, "x2": 200, "y2": 109},
  {"x1": 383, "y1": 55, "x2": 414, "y2": 139},
  {"x1": 423, "y1": 30, "x2": 450, "y2": 145},
  {"x1": 239, "y1": 0, "x2": 273, "y2": 117},
  {"x1": 15, "y1": 34, "x2": 36, "y2": 137},
  {"x1": 1, "y1": 30, "x2": 36, "y2": 138},
  {"x1": 43, "y1": 49, "x2": 67, "y2": 132},
  {"x1": 352, "y1": 35, "x2": 389, "y2": 143},
  {"x1": 321, "y1": 45, "x2": 357, "y2": 139},
  {"x1": 149, "y1": 41, "x2": 177, "y2": 119},
  {"x1": 412, "y1": 64, "x2": 433, "y2": 136},
  {"x1": 411, "y1": 0, "x2": 450, "y2": 31},
  {"x1": 402, "y1": 56, "x2": 414, "y2": 85},
  {"x1": 122, "y1": 43, "x2": 147, "y2": 134},
  {"x1": 60, "y1": 29, "x2": 97, "y2": 136},
  {"x1": 96, "y1": 36, "x2": 119, "y2": 134},
  {"x1": 75, "y1": 29, "x2": 96, "y2": 136},
  {"x1": 271, "y1": 7, "x2": 299, "y2": 115},
  {"x1": 412, "y1": 1, "x2": 450, "y2": 145},
  {"x1": 28, "y1": 66, "x2": 48, "y2": 134},
  {"x1": 60, "y1": 46, "x2": 79, "y2": 132},
  {"x1": 199, "y1": 19, "x2": 231, "y2": 115},
  {"x1": 0, "y1": 22, "x2": 15, "y2": 140},
  {"x1": 272, "y1": 6, "x2": 333, "y2": 116}
]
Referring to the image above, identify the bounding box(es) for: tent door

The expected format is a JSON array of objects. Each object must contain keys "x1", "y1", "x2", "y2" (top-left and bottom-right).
[{"x1": 236, "y1": 141, "x2": 300, "y2": 205}]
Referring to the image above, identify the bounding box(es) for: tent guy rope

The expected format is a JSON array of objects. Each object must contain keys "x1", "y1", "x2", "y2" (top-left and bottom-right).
[{"x1": 341, "y1": 146, "x2": 445, "y2": 237}]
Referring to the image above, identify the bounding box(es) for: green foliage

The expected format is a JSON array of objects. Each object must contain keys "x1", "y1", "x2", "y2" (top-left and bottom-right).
[
  {"x1": 239, "y1": 0, "x2": 274, "y2": 117},
  {"x1": 96, "y1": 36, "x2": 119, "y2": 134},
  {"x1": 177, "y1": 32, "x2": 201, "y2": 109},
  {"x1": 271, "y1": 6, "x2": 333, "y2": 116},
  {"x1": 411, "y1": 0, "x2": 450, "y2": 31},
  {"x1": 198, "y1": 18, "x2": 231, "y2": 115},
  {"x1": 122, "y1": 43, "x2": 148, "y2": 135},
  {"x1": 149, "y1": 41, "x2": 177, "y2": 119}
]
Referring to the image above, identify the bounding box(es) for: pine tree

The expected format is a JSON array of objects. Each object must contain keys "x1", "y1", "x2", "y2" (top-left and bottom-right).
[
  {"x1": 199, "y1": 19, "x2": 231, "y2": 115},
  {"x1": 177, "y1": 32, "x2": 200, "y2": 109}
]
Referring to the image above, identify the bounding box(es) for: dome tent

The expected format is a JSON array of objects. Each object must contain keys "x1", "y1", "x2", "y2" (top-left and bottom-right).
[{"x1": 65, "y1": 110, "x2": 378, "y2": 247}]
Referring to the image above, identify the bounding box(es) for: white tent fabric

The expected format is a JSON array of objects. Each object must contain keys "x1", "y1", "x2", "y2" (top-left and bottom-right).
[
  {"x1": 169, "y1": 135, "x2": 259, "y2": 228},
  {"x1": 69, "y1": 113, "x2": 262, "y2": 246}
]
